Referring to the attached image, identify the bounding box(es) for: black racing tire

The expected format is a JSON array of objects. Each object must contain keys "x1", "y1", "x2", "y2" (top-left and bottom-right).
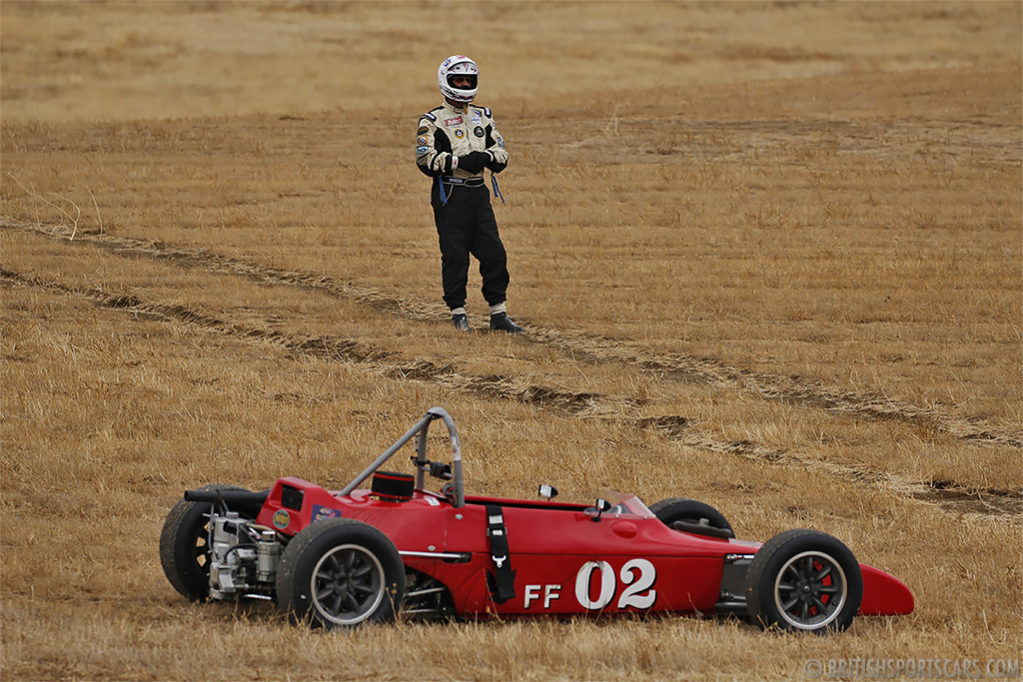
[
  {"x1": 745, "y1": 529, "x2": 863, "y2": 633},
  {"x1": 276, "y1": 518, "x2": 405, "y2": 629},
  {"x1": 649, "y1": 497, "x2": 734, "y2": 538},
  {"x1": 159, "y1": 484, "x2": 249, "y2": 602}
]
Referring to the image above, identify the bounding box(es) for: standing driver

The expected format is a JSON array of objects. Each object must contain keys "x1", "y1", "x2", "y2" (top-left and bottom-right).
[{"x1": 415, "y1": 55, "x2": 523, "y2": 333}]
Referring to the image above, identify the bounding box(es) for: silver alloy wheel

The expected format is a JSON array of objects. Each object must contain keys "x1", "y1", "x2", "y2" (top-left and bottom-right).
[
  {"x1": 773, "y1": 550, "x2": 848, "y2": 630},
  {"x1": 309, "y1": 544, "x2": 386, "y2": 626}
]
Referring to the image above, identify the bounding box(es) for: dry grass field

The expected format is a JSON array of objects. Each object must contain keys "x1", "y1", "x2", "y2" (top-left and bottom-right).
[{"x1": 2, "y1": 1, "x2": 1021, "y2": 680}]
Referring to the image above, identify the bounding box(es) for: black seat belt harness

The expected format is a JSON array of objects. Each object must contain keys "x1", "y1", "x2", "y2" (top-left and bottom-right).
[{"x1": 485, "y1": 504, "x2": 516, "y2": 604}]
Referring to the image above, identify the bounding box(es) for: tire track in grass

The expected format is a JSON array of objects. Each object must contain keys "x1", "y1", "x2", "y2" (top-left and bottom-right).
[
  {"x1": 0, "y1": 268, "x2": 622, "y2": 416},
  {"x1": 3, "y1": 267, "x2": 1020, "y2": 519},
  {"x1": 531, "y1": 330, "x2": 1023, "y2": 450},
  {"x1": 5, "y1": 218, "x2": 1018, "y2": 451},
  {"x1": 638, "y1": 416, "x2": 1022, "y2": 518}
]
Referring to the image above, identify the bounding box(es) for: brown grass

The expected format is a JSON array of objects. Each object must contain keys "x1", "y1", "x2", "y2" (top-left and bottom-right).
[{"x1": 2, "y1": 1, "x2": 1021, "y2": 679}]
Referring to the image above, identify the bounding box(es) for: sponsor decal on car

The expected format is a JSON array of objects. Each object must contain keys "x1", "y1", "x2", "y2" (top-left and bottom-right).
[
  {"x1": 272, "y1": 509, "x2": 290, "y2": 530},
  {"x1": 311, "y1": 504, "x2": 342, "y2": 522},
  {"x1": 444, "y1": 116, "x2": 463, "y2": 126}
]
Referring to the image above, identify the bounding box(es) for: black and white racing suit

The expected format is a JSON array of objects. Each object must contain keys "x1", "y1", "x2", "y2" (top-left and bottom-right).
[{"x1": 415, "y1": 101, "x2": 510, "y2": 311}]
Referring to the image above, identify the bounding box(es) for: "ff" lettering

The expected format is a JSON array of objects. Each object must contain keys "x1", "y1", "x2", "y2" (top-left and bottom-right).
[{"x1": 523, "y1": 584, "x2": 562, "y2": 609}]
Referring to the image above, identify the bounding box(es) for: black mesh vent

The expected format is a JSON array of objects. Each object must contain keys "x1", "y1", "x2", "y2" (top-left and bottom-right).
[{"x1": 281, "y1": 485, "x2": 304, "y2": 511}]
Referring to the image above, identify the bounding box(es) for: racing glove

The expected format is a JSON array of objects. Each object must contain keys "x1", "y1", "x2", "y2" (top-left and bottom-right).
[{"x1": 457, "y1": 151, "x2": 489, "y2": 174}]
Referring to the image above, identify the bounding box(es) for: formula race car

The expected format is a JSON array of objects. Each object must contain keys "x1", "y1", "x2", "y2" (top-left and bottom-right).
[{"x1": 160, "y1": 407, "x2": 914, "y2": 633}]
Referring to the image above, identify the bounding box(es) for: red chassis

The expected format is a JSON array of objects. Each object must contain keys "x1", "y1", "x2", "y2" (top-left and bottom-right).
[{"x1": 160, "y1": 408, "x2": 913, "y2": 632}]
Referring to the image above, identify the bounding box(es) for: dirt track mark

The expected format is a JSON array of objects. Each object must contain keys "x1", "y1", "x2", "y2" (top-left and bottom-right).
[
  {"x1": 4, "y1": 266, "x2": 1019, "y2": 519},
  {"x1": 532, "y1": 330, "x2": 1023, "y2": 450},
  {"x1": 5, "y1": 218, "x2": 1018, "y2": 451},
  {"x1": 639, "y1": 415, "x2": 1023, "y2": 518},
  {"x1": 0, "y1": 267, "x2": 616, "y2": 417},
  {"x1": 1, "y1": 219, "x2": 436, "y2": 318}
]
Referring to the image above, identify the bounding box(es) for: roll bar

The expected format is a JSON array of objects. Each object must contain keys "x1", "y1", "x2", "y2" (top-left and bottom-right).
[{"x1": 338, "y1": 407, "x2": 464, "y2": 507}]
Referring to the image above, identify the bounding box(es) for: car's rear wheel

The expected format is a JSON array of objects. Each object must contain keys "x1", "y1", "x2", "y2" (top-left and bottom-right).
[
  {"x1": 276, "y1": 518, "x2": 405, "y2": 629},
  {"x1": 649, "y1": 497, "x2": 734, "y2": 538},
  {"x1": 159, "y1": 484, "x2": 248, "y2": 601},
  {"x1": 745, "y1": 529, "x2": 863, "y2": 633}
]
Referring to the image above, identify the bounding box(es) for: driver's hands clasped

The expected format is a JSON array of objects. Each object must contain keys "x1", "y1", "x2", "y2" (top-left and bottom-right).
[{"x1": 456, "y1": 151, "x2": 490, "y2": 174}]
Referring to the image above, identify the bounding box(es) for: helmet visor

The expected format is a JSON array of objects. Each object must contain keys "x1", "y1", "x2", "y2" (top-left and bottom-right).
[{"x1": 447, "y1": 73, "x2": 478, "y2": 90}]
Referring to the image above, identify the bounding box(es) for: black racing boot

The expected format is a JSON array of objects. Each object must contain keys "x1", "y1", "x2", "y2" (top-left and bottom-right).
[
  {"x1": 452, "y1": 313, "x2": 471, "y2": 332},
  {"x1": 489, "y1": 312, "x2": 523, "y2": 333}
]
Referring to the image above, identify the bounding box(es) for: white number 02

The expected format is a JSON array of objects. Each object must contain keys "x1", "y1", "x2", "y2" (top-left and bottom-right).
[{"x1": 574, "y1": 559, "x2": 657, "y2": 610}]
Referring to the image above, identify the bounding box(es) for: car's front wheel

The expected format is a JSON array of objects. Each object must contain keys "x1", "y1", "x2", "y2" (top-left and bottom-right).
[
  {"x1": 276, "y1": 518, "x2": 405, "y2": 629},
  {"x1": 745, "y1": 529, "x2": 863, "y2": 633}
]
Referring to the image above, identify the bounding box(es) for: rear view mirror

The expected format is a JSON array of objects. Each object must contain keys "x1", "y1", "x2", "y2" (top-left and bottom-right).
[
  {"x1": 588, "y1": 497, "x2": 613, "y2": 522},
  {"x1": 538, "y1": 484, "x2": 559, "y2": 500}
]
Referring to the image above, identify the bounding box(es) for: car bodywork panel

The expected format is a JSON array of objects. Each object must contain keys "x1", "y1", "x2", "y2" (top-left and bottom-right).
[{"x1": 255, "y1": 477, "x2": 913, "y2": 619}]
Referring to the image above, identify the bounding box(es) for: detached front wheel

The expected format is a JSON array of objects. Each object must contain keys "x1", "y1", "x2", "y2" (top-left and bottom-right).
[
  {"x1": 276, "y1": 518, "x2": 405, "y2": 629},
  {"x1": 746, "y1": 529, "x2": 863, "y2": 633}
]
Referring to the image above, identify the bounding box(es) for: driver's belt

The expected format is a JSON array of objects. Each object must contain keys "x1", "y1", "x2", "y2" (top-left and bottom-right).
[{"x1": 485, "y1": 505, "x2": 516, "y2": 603}]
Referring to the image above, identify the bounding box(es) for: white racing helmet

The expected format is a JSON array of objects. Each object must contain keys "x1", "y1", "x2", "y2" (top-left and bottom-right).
[{"x1": 438, "y1": 55, "x2": 478, "y2": 103}]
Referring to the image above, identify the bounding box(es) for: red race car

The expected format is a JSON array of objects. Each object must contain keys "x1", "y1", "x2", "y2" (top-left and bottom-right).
[{"x1": 160, "y1": 407, "x2": 913, "y2": 633}]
